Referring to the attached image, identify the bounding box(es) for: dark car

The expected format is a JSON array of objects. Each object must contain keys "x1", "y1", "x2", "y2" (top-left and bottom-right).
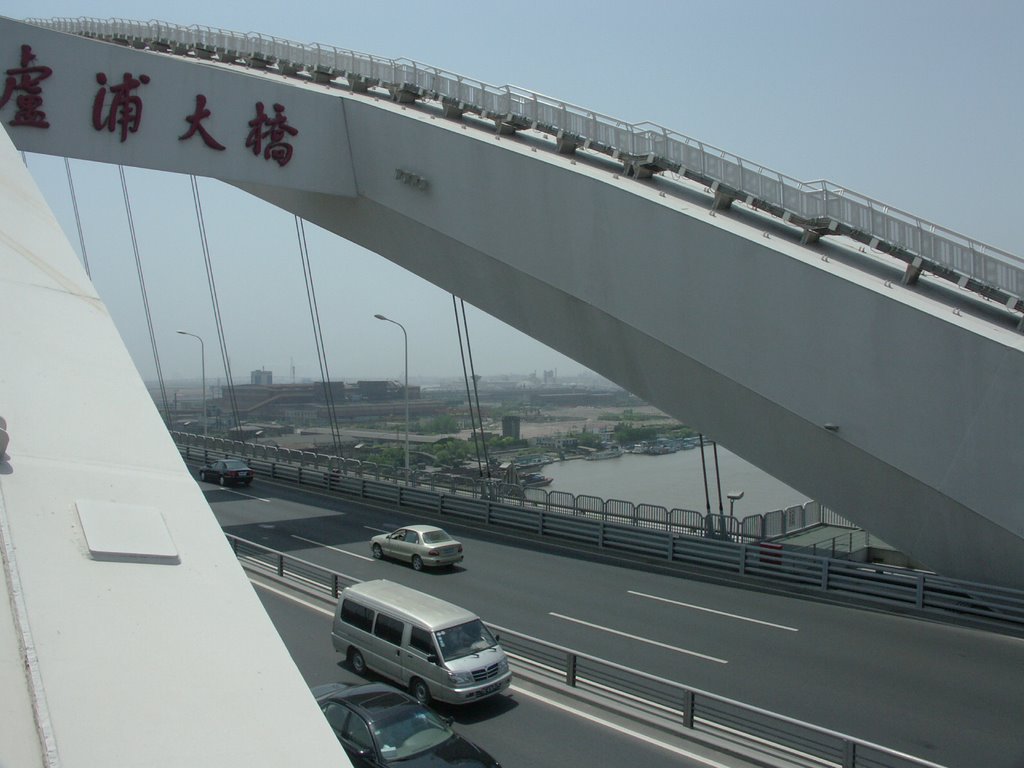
[
  {"x1": 198, "y1": 458, "x2": 253, "y2": 486},
  {"x1": 312, "y1": 682, "x2": 500, "y2": 768}
]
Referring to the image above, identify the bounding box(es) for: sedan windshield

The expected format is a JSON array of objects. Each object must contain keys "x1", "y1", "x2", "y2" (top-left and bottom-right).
[
  {"x1": 223, "y1": 460, "x2": 249, "y2": 470},
  {"x1": 434, "y1": 619, "x2": 496, "y2": 662},
  {"x1": 421, "y1": 529, "x2": 452, "y2": 544},
  {"x1": 373, "y1": 706, "x2": 453, "y2": 762}
]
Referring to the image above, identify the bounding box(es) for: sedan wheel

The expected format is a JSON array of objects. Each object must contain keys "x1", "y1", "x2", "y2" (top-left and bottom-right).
[
  {"x1": 219, "y1": 475, "x2": 226, "y2": 486},
  {"x1": 199, "y1": 471, "x2": 206, "y2": 482},
  {"x1": 372, "y1": 543, "x2": 383, "y2": 560},
  {"x1": 411, "y1": 555, "x2": 424, "y2": 572}
]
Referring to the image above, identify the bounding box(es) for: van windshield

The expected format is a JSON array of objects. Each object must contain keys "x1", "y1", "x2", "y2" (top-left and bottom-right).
[{"x1": 434, "y1": 620, "x2": 496, "y2": 662}]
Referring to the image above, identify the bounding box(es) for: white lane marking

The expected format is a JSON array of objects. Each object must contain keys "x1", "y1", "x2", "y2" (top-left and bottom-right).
[
  {"x1": 511, "y1": 685, "x2": 734, "y2": 767},
  {"x1": 364, "y1": 525, "x2": 391, "y2": 534},
  {"x1": 628, "y1": 590, "x2": 799, "y2": 632},
  {"x1": 250, "y1": 581, "x2": 732, "y2": 767},
  {"x1": 549, "y1": 613, "x2": 728, "y2": 664},
  {"x1": 252, "y1": 580, "x2": 334, "y2": 616},
  {"x1": 290, "y1": 534, "x2": 375, "y2": 561},
  {"x1": 206, "y1": 487, "x2": 272, "y2": 502}
]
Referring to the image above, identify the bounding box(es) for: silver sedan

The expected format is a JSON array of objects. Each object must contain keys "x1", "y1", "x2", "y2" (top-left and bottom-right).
[{"x1": 371, "y1": 524, "x2": 464, "y2": 571}]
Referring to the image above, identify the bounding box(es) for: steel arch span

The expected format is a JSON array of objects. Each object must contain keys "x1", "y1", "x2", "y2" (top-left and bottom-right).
[{"x1": 3, "y1": 17, "x2": 1023, "y2": 589}]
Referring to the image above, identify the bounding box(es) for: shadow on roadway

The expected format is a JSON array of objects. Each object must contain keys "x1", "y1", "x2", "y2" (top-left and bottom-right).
[{"x1": 332, "y1": 656, "x2": 518, "y2": 723}]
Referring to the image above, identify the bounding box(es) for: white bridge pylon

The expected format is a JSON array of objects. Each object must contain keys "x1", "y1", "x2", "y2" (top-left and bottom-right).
[{"x1": 4, "y1": 17, "x2": 1024, "y2": 588}]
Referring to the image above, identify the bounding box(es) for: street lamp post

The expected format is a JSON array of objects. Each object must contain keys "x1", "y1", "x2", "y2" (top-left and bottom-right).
[
  {"x1": 727, "y1": 490, "x2": 745, "y2": 517},
  {"x1": 176, "y1": 330, "x2": 206, "y2": 441},
  {"x1": 374, "y1": 314, "x2": 409, "y2": 472}
]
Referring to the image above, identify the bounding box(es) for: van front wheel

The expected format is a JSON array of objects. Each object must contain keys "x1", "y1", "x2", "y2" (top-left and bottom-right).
[
  {"x1": 410, "y1": 678, "x2": 431, "y2": 706},
  {"x1": 349, "y1": 648, "x2": 367, "y2": 676}
]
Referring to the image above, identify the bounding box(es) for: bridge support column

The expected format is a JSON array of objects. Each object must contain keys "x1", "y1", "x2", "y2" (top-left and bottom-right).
[
  {"x1": 441, "y1": 99, "x2": 465, "y2": 120},
  {"x1": 555, "y1": 131, "x2": 579, "y2": 155},
  {"x1": 902, "y1": 258, "x2": 923, "y2": 286},
  {"x1": 347, "y1": 73, "x2": 372, "y2": 93},
  {"x1": 800, "y1": 229, "x2": 822, "y2": 245},
  {"x1": 492, "y1": 118, "x2": 518, "y2": 136},
  {"x1": 311, "y1": 66, "x2": 336, "y2": 84},
  {"x1": 388, "y1": 85, "x2": 419, "y2": 103},
  {"x1": 712, "y1": 188, "x2": 734, "y2": 211}
]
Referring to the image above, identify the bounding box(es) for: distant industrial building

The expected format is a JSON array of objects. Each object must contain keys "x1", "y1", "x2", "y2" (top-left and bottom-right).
[
  {"x1": 213, "y1": 379, "x2": 437, "y2": 424},
  {"x1": 502, "y1": 415, "x2": 521, "y2": 439}
]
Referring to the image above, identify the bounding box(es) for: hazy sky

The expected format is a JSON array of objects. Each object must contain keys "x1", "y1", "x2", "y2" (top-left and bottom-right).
[{"x1": 5, "y1": 1, "x2": 1022, "y2": 386}]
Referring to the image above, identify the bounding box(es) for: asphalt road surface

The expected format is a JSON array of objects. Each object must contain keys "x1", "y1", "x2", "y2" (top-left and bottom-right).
[
  {"x1": 201, "y1": 476, "x2": 1024, "y2": 768},
  {"x1": 254, "y1": 578, "x2": 750, "y2": 768}
]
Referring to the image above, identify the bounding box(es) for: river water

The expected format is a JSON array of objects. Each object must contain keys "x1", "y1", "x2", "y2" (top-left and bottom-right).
[{"x1": 539, "y1": 445, "x2": 809, "y2": 515}]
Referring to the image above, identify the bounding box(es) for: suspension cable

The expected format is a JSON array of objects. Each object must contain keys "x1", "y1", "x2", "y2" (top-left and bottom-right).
[
  {"x1": 459, "y1": 299, "x2": 491, "y2": 478},
  {"x1": 453, "y1": 295, "x2": 484, "y2": 477},
  {"x1": 64, "y1": 158, "x2": 91, "y2": 279},
  {"x1": 189, "y1": 175, "x2": 241, "y2": 435},
  {"x1": 119, "y1": 165, "x2": 171, "y2": 425},
  {"x1": 295, "y1": 216, "x2": 342, "y2": 455}
]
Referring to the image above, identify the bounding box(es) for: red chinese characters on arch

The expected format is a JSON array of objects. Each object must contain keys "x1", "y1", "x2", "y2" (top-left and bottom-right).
[
  {"x1": 178, "y1": 94, "x2": 225, "y2": 150},
  {"x1": 245, "y1": 101, "x2": 299, "y2": 166},
  {"x1": 92, "y1": 71, "x2": 151, "y2": 142},
  {"x1": 2, "y1": 45, "x2": 300, "y2": 168},
  {"x1": 1, "y1": 44, "x2": 53, "y2": 128}
]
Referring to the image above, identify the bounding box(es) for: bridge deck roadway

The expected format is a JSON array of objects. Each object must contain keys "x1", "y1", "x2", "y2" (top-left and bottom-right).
[{"x1": 4, "y1": 18, "x2": 1023, "y2": 588}]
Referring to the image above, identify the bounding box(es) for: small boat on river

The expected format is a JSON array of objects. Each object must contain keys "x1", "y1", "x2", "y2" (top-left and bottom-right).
[
  {"x1": 585, "y1": 446, "x2": 623, "y2": 461},
  {"x1": 520, "y1": 472, "x2": 553, "y2": 487}
]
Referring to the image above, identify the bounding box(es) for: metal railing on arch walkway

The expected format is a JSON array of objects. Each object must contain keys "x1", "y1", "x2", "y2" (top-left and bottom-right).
[{"x1": 27, "y1": 16, "x2": 1024, "y2": 324}]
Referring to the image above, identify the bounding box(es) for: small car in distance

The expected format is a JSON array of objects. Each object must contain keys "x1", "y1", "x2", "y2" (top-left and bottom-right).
[
  {"x1": 312, "y1": 682, "x2": 501, "y2": 768},
  {"x1": 371, "y1": 525, "x2": 463, "y2": 571},
  {"x1": 199, "y1": 458, "x2": 254, "y2": 487}
]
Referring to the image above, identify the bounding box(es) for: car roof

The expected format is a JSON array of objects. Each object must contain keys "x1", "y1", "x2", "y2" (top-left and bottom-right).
[
  {"x1": 311, "y1": 682, "x2": 352, "y2": 701},
  {"x1": 401, "y1": 524, "x2": 451, "y2": 535},
  {"x1": 316, "y1": 682, "x2": 418, "y2": 721},
  {"x1": 341, "y1": 580, "x2": 477, "y2": 629}
]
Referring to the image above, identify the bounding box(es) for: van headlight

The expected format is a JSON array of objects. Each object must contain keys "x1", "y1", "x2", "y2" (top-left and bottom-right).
[
  {"x1": 497, "y1": 658, "x2": 509, "y2": 675},
  {"x1": 448, "y1": 670, "x2": 474, "y2": 685}
]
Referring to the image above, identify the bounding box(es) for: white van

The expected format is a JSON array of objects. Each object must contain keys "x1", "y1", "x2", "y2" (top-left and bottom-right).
[{"x1": 331, "y1": 580, "x2": 512, "y2": 706}]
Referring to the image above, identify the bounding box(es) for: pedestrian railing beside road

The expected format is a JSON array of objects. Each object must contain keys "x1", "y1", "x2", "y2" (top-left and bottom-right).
[
  {"x1": 173, "y1": 432, "x2": 846, "y2": 547},
  {"x1": 230, "y1": 535, "x2": 946, "y2": 768},
  {"x1": 182, "y1": 438, "x2": 1024, "y2": 633}
]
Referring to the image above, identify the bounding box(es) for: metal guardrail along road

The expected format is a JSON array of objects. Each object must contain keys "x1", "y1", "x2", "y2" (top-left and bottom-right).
[{"x1": 180, "y1": 439, "x2": 1024, "y2": 634}]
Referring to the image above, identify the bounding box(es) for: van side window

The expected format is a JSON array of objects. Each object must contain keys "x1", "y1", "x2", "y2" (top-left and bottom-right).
[
  {"x1": 409, "y1": 626, "x2": 435, "y2": 657},
  {"x1": 373, "y1": 613, "x2": 404, "y2": 646},
  {"x1": 340, "y1": 599, "x2": 374, "y2": 632}
]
